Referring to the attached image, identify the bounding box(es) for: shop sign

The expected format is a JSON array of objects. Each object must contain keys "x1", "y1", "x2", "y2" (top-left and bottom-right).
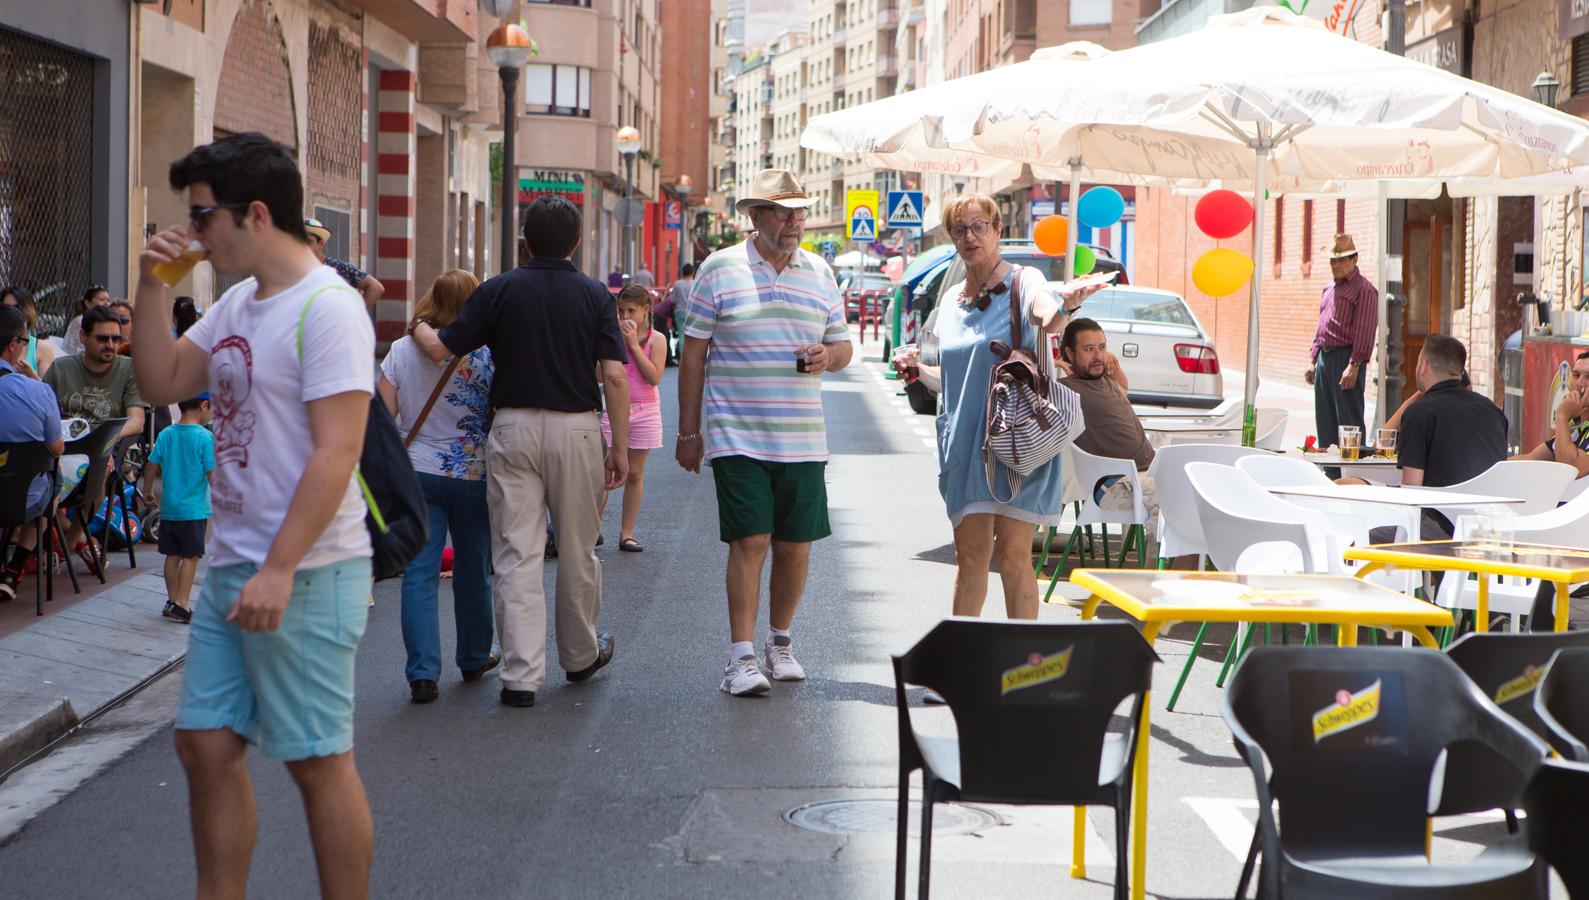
[
  {"x1": 1406, "y1": 27, "x2": 1463, "y2": 75},
  {"x1": 518, "y1": 169, "x2": 585, "y2": 205}
]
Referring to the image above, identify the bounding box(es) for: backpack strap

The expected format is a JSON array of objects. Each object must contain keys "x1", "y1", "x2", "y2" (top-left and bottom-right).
[
  {"x1": 1007, "y1": 264, "x2": 1025, "y2": 355},
  {"x1": 293, "y1": 283, "x2": 386, "y2": 533}
]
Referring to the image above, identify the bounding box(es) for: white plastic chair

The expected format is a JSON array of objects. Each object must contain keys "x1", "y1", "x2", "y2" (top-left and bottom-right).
[
  {"x1": 1254, "y1": 408, "x2": 1289, "y2": 451},
  {"x1": 1186, "y1": 462, "x2": 1364, "y2": 575},
  {"x1": 1147, "y1": 444, "x2": 1272, "y2": 565},
  {"x1": 1435, "y1": 486, "x2": 1589, "y2": 630},
  {"x1": 1430, "y1": 460, "x2": 1578, "y2": 522},
  {"x1": 1069, "y1": 445, "x2": 1150, "y2": 566},
  {"x1": 1235, "y1": 454, "x2": 1331, "y2": 489},
  {"x1": 1561, "y1": 475, "x2": 1589, "y2": 503}
]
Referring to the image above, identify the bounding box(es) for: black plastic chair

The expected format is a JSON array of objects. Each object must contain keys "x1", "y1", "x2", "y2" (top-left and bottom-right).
[
  {"x1": 105, "y1": 433, "x2": 142, "y2": 570},
  {"x1": 891, "y1": 619, "x2": 1159, "y2": 900},
  {"x1": 1533, "y1": 647, "x2": 1589, "y2": 762},
  {"x1": 61, "y1": 417, "x2": 126, "y2": 584},
  {"x1": 1443, "y1": 630, "x2": 1589, "y2": 826},
  {"x1": 1222, "y1": 646, "x2": 1548, "y2": 900},
  {"x1": 0, "y1": 441, "x2": 63, "y2": 615},
  {"x1": 1520, "y1": 758, "x2": 1589, "y2": 898}
]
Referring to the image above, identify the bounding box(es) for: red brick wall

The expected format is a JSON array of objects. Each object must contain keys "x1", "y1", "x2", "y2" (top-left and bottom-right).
[
  {"x1": 214, "y1": 0, "x2": 297, "y2": 148},
  {"x1": 1135, "y1": 188, "x2": 1382, "y2": 387},
  {"x1": 660, "y1": 0, "x2": 712, "y2": 201},
  {"x1": 306, "y1": 5, "x2": 364, "y2": 262}
]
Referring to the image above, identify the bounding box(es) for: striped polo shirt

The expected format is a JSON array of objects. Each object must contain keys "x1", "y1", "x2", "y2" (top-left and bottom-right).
[{"x1": 684, "y1": 238, "x2": 849, "y2": 463}]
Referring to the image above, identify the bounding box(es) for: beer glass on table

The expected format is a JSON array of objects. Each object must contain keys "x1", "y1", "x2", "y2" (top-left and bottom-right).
[{"x1": 1339, "y1": 426, "x2": 1362, "y2": 462}]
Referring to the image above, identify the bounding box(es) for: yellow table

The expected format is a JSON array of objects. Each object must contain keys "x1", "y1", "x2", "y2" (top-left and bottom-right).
[
  {"x1": 1345, "y1": 540, "x2": 1589, "y2": 633},
  {"x1": 1068, "y1": 568, "x2": 1454, "y2": 900}
]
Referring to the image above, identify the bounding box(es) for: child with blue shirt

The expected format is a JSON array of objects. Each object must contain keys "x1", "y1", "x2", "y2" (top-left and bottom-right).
[{"x1": 147, "y1": 395, "x2": 214, "y2": 623}]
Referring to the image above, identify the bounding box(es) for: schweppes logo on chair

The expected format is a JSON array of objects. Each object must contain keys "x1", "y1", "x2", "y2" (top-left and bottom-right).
[
  {"x1": 1312, "y1": 679, "x2": 1382, "y2": 744},
  {"x1": 1001, "y1": 647, "x2": 1073, "y2": 696},
  {"x1": 1493, "y1": 665, "x2": 1544, "y2": 706}
]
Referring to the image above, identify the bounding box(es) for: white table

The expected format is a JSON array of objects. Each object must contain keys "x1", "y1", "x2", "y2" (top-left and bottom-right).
[
  {"x1": 1281, "y1": 448, "x2": 1400, "y2": 469},
  {"x1": 1268, "y1": 483, "x2": 1523, "y2": 509}
]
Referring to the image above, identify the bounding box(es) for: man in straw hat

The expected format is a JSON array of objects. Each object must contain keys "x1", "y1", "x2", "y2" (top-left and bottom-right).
[
  {"x1": 1305, "y1": 234, "x2": 1379, "y2": 449},
  {"x1": 675, "y1": 169, "x2": 853, "y2": 697},
  {"x1": 304, "y1": 217, "x2": 385, "y2": 309}
]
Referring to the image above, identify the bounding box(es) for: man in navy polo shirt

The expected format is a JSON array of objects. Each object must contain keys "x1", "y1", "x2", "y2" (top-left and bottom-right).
[
  {"x1": 0, "y1": 304, "x2": 65, "y2": 600},
  {"x1": 413, "y1": 195, "x2": 630, "y2": 709}
]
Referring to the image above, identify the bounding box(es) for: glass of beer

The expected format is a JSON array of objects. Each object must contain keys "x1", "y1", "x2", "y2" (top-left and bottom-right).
[
  {"x1": 152, "y1": 240, "x2": 209, "y2": 287},
  {"x1": 1338, "y1": 426, "x2": 1361, "y2": 461},
  {"x1": 1376, "y1": 428, "x2": 1397, "y2": 461}
]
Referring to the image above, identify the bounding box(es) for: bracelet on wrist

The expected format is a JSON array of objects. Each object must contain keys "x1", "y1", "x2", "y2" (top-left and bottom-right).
[{"x1": 677, "y1": 432, "x2": 701, "y2": 443}]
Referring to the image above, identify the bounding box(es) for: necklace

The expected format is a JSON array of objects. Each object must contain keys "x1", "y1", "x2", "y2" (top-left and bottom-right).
[{"x1": 959, "y1": 264, "x2": 1009, "y2": 311}]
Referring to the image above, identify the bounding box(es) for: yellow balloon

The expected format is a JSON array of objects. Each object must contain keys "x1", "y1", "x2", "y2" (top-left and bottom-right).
[{"x1": 1192, "y1": 248, "x2": 1255, "y2": 298}]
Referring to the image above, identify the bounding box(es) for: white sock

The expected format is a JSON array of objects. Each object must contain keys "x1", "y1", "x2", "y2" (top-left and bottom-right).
[
  {"x1": 769, "y1": 626, "x2": 792, "y2": 646},
  {"x1": 730, "y1": 640, "x2": 754, "y2": 662}
]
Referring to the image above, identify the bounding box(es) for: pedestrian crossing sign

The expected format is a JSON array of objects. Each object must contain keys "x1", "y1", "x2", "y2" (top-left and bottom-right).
[
  {"x1": 886, "y1": 190, "x2": 924, "y2": 229},
  {"x1": 846, "y1": 189, "x2": 879, "y2": 241}
]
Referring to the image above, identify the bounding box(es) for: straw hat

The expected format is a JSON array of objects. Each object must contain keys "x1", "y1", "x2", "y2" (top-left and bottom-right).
[
  {"x1": 304, "y1": 217, "x2": 331, "y2": 241},
  {"x1": 735, "y1": 169, "x2": 815, "y2": 215},
  {"x1": 1322, "y1": 234, "x2": 1359, "y2": 259}
]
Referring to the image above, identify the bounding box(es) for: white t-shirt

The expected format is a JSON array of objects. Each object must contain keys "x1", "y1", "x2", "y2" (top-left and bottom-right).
[
  {"x1": 184, "y1": 266, "x2": 375, "y2": 570},
  {"x1": 380, "y1": 337, "x2": 493, "y2": 481}
]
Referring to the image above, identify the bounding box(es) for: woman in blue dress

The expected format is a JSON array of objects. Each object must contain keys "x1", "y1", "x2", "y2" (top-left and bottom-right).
[{"x1": 902, "y1": 195, "x2": 1102, "y2": 620}]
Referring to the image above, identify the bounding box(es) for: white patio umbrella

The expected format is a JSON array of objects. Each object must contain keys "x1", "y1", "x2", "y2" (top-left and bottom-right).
[
  {"x1": 803, "y1": 42, "x2": 1126, "y2": 277},
  {"x1": 957, "y1": 7, "x2": 1589, "y2": 437}
]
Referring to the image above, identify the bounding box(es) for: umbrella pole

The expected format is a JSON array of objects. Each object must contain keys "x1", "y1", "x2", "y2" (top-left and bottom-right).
[
  {"x1": 1065, "y1": 158, "x2": 1082, "y2": 280},
  {"x1": 1243, "y1": 140, "x2": 1271, "y2": 447}
]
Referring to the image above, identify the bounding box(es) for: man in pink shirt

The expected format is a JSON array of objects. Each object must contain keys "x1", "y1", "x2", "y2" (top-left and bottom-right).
[{"x1": 1304, "y1": 234, "x2": 1379, "y2": 447}]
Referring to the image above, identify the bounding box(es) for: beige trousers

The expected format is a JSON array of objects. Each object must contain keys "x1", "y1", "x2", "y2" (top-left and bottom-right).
[{"x1": 486, "y1": 407, "x2": 605, "y2": 692}]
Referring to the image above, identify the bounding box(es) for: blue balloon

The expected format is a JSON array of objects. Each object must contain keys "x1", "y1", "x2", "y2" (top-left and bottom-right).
[{"x1": 1078, "y1": 187, "x2": 1125, "y2": 229}]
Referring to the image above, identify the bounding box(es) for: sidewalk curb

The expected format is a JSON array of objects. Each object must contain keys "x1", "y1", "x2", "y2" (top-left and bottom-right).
[
  {"x1": 0, "y1": 694, "x2": 79, "y2": 775},
  {"x1": 0, "y1": 570, "x2": 194, "y2": 778}
]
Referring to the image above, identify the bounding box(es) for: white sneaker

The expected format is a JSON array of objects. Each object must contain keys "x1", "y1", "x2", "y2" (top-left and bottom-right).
[
  {"x1": 721, "y1": 656, "x2": 771, "y2": 696},
  {"x1": 763, "y1": 640, "x2": 807, "y2": 681}
]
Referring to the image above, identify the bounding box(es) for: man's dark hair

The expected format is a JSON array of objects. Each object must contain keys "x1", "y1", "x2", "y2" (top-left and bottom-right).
[
  {"x1": 82, "y1": 305, "x2": 121, "y2": 334},
  {"x1": 1060, "y1": 316, "x2": 1105, "y2": 356},
  {"x1": 1577, "y1": 350, "x2": 1589, "y2": 363},
  {"x1": 1421, "y1": 333, "x2": 1466, "y2": 377},
  {"x1": 178, "y1": 396, "x2": 209, "y2": 412},
  {"x1": 169, "y1": 133, "x2": 308, "y2": 243},
  {"x1": 0, "y1": 304, "x2": 26, "y2": 350},
  {"x1": 520, "y1": 195, "x2": 581, "y2": 259},
  {"x1": 173, "y1": 296, "x2": 199, "y2": 337},
  {"x1": 681, "y1": 262, "x2": 696, "y2": 277}
]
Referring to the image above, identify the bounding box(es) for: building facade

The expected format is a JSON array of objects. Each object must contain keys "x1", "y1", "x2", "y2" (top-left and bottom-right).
[
  {"x1": 660, "y1": 0, "x2": 714, "y2": 270},
  {"x1": 126, "y1": 0, "x2": 494, "y2": 348},
  {"x1": 2, "y1": 4, "x2": 133, "y2": 328}
]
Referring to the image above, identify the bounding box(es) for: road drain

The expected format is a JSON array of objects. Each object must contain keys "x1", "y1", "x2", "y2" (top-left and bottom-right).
[{"x1": 783, "y1": 798, "x2": 1004, "y2": 837}]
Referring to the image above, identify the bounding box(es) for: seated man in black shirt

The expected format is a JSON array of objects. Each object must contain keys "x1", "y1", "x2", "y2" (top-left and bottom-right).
[{"x1": 1373, "y1": 333, "x2": 1507, "y2": 542}]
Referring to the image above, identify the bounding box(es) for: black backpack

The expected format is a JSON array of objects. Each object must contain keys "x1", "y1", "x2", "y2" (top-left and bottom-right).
[{"x1": 297, "y1": 288, "x2": 428, "y2": 581}]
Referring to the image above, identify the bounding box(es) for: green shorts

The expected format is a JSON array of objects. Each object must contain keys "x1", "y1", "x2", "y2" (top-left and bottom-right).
[{"x1": 710, "y1": 455, "x2": 832, "y2": 543}]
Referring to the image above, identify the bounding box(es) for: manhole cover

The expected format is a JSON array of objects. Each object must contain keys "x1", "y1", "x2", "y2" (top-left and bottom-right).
[{"x1": 783, "y1": 798, "x2": 1004, "y2": 836}]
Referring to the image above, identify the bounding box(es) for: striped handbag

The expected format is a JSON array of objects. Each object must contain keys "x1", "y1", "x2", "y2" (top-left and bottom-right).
[{"x1": 983, "y1": 268, "x2": 1085, "y2": 501}]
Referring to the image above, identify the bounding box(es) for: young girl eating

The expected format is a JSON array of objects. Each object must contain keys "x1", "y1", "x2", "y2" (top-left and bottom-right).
[{"x1": 602, "y1": 284, "x2": 667, "y2": 551}]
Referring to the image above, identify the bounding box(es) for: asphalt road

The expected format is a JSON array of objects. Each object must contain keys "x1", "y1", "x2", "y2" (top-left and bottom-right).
[{"x1": 0, "y1": 333, "x2": 1533, "y2": 899}]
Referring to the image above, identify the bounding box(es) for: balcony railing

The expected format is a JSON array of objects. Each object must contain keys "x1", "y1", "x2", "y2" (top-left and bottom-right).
[{"x1": 877, "y1": 54, "x2": 898, "y2": 75}]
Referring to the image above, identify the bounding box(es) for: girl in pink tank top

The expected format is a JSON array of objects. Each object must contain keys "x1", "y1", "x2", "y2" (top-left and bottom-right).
[{"x1": 601, "y1": 285, "x2": 667, "y2": 551}]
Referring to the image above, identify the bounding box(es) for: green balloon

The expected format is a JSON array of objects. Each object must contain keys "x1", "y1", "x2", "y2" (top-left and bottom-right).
[{"x1": 1072, "y1": 245, "x2": 1096, "y2": 276}]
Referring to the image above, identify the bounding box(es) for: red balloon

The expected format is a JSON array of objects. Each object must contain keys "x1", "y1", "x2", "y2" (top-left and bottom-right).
[{"x1": 1195, "y1": 190, "x2": 1254, "y2": 240}]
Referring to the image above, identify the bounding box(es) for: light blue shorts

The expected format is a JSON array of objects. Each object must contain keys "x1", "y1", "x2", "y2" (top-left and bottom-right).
[{"x1": 175, "y1": 558, "x2": 372, "y2": 761}]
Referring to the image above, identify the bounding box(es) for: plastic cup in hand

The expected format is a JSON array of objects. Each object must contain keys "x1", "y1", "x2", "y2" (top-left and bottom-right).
[
  {"x1": 152, "y1": 240, "x2": 209, "y2": 287},
  {"x1": 1339, "y1": 426, "x2": 1361, "y2": 462},
  {"x1": 795, "y1": 348, "x2": 810, "y2": 374}
]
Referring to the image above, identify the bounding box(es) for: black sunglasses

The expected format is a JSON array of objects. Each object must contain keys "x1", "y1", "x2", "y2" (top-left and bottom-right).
[
  {"x1": 964, "y1": 280, "x2": 1009, "y2": 312},
  {"x1": 189, "y1": 202, "x2": 251, "y2": 231},
  {"x1": 90, "y1": 333, "x2": 122, "y2": 345}
]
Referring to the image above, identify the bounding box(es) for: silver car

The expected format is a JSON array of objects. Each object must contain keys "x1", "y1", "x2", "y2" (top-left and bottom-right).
[
  {"x1": 912, "y1": 281, "x2": 1223, "y2": 414},
  {"x1": 1055, "y1": 283, "x2": 1224, "y2": 410}
]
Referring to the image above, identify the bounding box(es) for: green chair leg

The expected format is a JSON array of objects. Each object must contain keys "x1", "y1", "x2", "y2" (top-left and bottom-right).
[
  {"x1": 1215, "y1": 624, "x2": 1250, "y2": 688},
  {"x1": 1035, "y1": 525, "x2": 1059, "y2": 577},
  {"x1": 1165, "y1": 621, "x2": 1210, "y2": 712},
  {"x1": 1099, "y1": 526, "x2": 1111, "y2": 568},
  {"x1": 1156, "y1": 555, "x2": 1169, "y2": 570},
  {"x1": 1042, "y1": 528, "x2": 1084, "y2": 604}
]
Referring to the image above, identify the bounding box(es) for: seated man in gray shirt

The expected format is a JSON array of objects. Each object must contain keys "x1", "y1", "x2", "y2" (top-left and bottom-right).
[{"x1": 1060, "y1": 317, "x2": 1159, "y2": 534}]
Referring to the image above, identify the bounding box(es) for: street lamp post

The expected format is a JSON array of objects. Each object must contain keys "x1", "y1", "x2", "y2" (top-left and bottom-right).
[
  {"x1": 487, "y1": 23, "x2": 534, "y2": 275},
  {"x1": 1533, "y1": 71, "x2": 1562, "y2": 109},
  {"x1": 616, "y1": 126, "x2": 642, "y2": 280},
  {"x1": 674, "y1": 174, "x2": 693, "y2": 269}
]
